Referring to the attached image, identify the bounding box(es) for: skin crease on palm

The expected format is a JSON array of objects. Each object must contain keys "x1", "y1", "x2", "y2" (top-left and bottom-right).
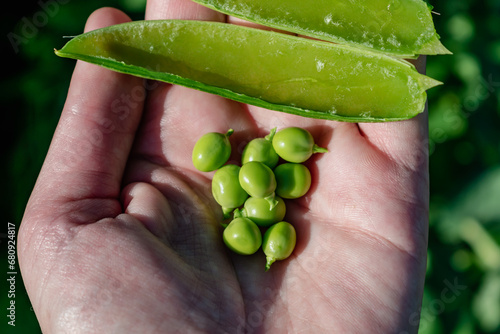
[{"x1": 18, "y1": 0, "x2": 430, "y2": 333}]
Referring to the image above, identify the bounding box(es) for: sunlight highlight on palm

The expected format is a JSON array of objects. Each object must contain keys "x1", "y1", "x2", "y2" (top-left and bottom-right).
[{"x1": 19, "y1": 1, "x2": 429, "y2": 333}]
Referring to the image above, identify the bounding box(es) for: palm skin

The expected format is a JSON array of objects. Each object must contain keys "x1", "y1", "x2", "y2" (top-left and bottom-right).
[{"x1": 18, "y1": 1, "x2": 429, "y2": 333}]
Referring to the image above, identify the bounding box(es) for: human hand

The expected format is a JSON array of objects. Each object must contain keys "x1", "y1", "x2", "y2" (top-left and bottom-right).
[{"x1": 19, "y1": 1, "x2": 429, "y2": 333}]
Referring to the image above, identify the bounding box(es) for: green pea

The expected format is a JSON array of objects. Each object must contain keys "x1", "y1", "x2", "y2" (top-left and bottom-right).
[
  {"x1": 241, "y1": 128, "x2": 279, "y2": 169},
  {"x1": 274, "y1": 163, "x2": 312, "y2": 199},
  {"x1": 272, "y1": 127, "x2": 328, "y2": 163},
  {"x1": 212, "y1": 164, "x2": 248, "y2": 217},
  {"x1": 241, "y1": 196, "x2": 286, "y2": 227},
  {"x1": 55, "y1": 20, "x2": 441, "y2": 123},
  {"x1": 192, "y1": 129, "x2": 233, "y2": 172},
  {"x1": 239, "y1": 161, "x2": 277, "y2": 199},
  {"x1": 262, "y1": 221, "x2": 296, "y2": 271},
  {"x1": 223, "y1": 217, "x2": 262, "y2": 255}
]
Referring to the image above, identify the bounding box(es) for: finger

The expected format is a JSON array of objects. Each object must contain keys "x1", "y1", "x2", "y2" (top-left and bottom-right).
[
  {"x1": 146, "y1": 0, "x2": 224, "y2": 21},
  {"x1": 122, "y1": 182, "x2": 174, "y2": 242},
  {"x1": 357, "y1": 57, "x2": 429, "y2": 170},
  {"x1": 28, "y1": 8, "x2": 145, "y2": 221}
]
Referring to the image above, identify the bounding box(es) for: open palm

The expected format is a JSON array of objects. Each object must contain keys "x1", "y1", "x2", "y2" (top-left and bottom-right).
[{"x1": 19, "y1": 1, "x2": 429, "y2": 333}]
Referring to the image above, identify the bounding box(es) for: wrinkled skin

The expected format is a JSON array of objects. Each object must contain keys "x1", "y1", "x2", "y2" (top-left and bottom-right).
[{"x1": 18, "y1": 1, "x2": 429, "y2": 333}]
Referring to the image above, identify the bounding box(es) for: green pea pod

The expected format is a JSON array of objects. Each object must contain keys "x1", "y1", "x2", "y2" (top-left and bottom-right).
[
  {"x1": 55, "y1": 20, "x2": 440, "y2": 122},
  {"x1": 191, "y1": 0, "x2": 450, "y2": 58}
]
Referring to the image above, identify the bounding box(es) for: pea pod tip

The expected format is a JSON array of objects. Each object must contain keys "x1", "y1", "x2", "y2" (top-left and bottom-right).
[
  {"x1": 418, "y1": 37, "x2": 453, "y2": 56},
  {"x1": 420, "y1": 75, "x2": 443, "y2": 92}
]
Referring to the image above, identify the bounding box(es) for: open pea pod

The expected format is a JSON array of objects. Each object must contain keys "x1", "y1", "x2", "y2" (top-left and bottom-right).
[
  {"x1": 191, "y1": 0, "x2": 450, "y2": 58},
  {"x1": 55, "y1": 20, "x2": 440, "y2": 122}
]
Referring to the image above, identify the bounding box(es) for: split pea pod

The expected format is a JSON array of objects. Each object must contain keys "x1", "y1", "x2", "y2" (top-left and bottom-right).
[
  {"x1": 191, "y1": 0, "x2": 450, "y2": 58},
  {"x1": 55, "y1": 20, "x2": 441, "y2": 122}
]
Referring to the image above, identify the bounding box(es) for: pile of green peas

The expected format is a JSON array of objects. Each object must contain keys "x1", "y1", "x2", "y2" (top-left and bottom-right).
[{"x1": 192, "y1": 127, "x2": 327, "y2": 270}]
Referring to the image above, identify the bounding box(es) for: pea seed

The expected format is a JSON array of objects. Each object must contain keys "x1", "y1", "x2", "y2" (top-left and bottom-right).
[
  {"x1": 223, "y1": 217, "x2": 262, "y2": 255},
  {"x1": 212, "y1": 164, "x2": 248, "y2": 217},
  {"x1": 241, "y1": 128, "x2": 279, "y2": 169},
  {"x1": 262, "y1": 221, "x2": 296, "y2": 271},
  {"x1": 274, "y1": 163, "x2": 311, "y2": 199},
  {"x1": 241, "y1": 196, "x2": 286, "y2": 227},
  {"x1": 239, "y1": 161, "x2": 277, "y2": 199},
  {"x1": 192, "y1": 129, "x2": 233, "y2": 172},
  {"x1": 273, "y1": 127, "x2": 327, "y2": 163}
]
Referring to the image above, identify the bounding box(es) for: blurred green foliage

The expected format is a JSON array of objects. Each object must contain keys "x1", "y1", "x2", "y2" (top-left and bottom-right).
[
  {"x1": 2, "y1": 0, "x2": 499, "y2": 333},
  {"x1": 423, "y1": 0, "x2": 500, "y2": 333}
]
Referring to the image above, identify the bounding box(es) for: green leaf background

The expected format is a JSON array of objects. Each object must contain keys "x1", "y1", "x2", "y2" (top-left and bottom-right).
[{"x1": 1, "y1": 0, "x2": 499, "y2": 333}]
